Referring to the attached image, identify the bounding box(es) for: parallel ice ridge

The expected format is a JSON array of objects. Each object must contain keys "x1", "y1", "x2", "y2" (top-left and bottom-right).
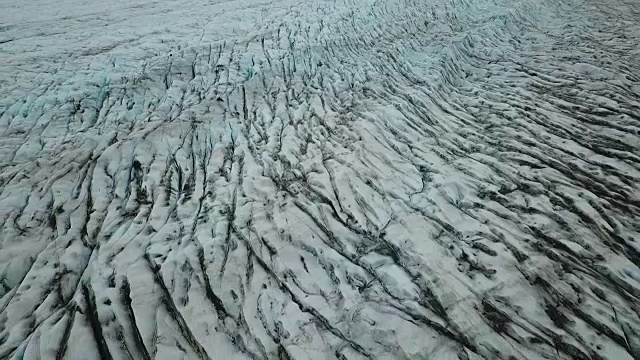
[{"x1": 0, "y1": 0, "x2": 639, "y2": 358}]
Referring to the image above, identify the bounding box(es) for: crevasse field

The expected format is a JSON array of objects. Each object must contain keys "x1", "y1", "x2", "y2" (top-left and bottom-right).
[{"x1": 0, "y1": 0, "x2": 639, "y2": 358}]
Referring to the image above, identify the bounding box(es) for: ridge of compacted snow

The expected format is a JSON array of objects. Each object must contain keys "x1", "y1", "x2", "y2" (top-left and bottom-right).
[{"x1": 0, "y1": 0, "x2": 639, "y2": 358}]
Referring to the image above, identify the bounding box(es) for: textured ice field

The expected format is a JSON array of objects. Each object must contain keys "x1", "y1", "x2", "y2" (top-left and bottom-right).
[{"x1": 1, "y1": 0, "x2": 639, "y2": 358}]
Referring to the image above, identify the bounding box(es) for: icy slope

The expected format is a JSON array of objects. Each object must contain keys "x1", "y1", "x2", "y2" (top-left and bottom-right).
[{"x1": 0, "y1": 0, "x2": 639, "y2": 358}]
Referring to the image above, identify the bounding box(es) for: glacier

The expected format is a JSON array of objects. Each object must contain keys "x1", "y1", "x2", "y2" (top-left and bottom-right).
[{"x1": 0, "y1": 0, "x2": 639, "y2": 358}]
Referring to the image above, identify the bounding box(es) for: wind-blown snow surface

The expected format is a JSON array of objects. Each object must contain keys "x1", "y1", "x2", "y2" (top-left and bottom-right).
[{"x1": 1, "y1": 0, "x2": 640, "y2": 357}]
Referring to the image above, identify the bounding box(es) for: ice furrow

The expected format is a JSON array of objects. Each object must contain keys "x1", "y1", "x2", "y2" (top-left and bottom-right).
[{"x1": 1, "y1": 0, "x2": 640, "y2": 358}]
